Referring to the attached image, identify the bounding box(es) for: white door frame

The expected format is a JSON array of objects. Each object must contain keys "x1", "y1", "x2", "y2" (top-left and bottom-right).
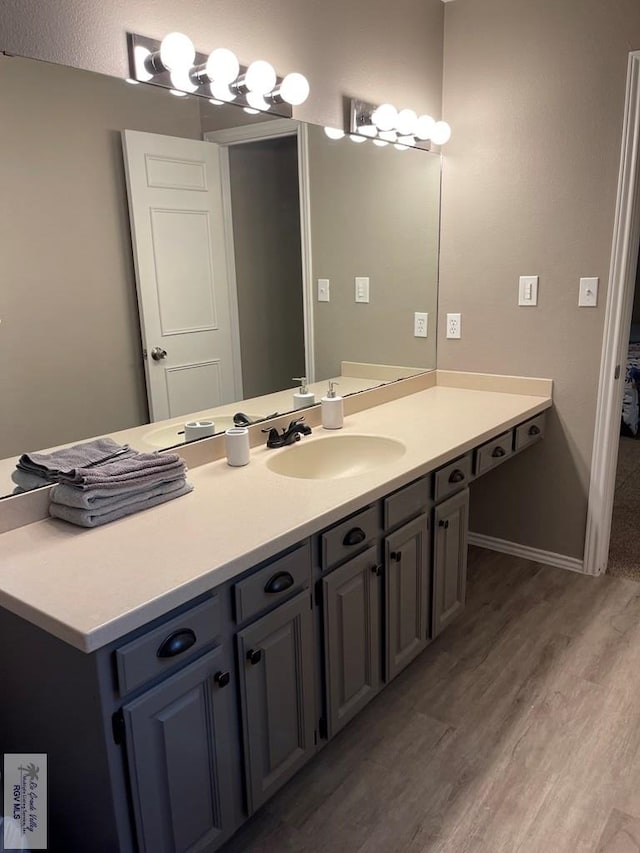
[
  {"x1": 204, "y1": 120, "x2": 315, "y2": 383},
  {"x1": 584, "y1": 51, "x2": 640, "y2": 575}
]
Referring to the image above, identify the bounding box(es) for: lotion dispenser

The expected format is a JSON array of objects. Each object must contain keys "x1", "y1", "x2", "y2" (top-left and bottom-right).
[
  {"x1": 321, "y1": 381, "x2": 343, "y2": 429},
  {"x1": 292, "y1": 377, "x2": 315, "y2": 410}
]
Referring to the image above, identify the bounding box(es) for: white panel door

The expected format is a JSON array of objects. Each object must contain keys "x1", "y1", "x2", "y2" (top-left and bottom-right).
[{"x1": 122, "y1": 130, "x2": 241, "y2": 421}]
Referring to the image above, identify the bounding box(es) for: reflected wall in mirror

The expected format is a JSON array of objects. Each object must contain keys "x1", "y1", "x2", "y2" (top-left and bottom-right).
[{"x1": 0, "y1": 54, "x2": 441, "y2": 498}]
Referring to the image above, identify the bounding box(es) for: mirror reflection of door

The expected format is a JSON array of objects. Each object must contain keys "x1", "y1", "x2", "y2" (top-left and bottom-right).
[{"x1": 123, "y1": 127, "x2": 306, "y2": 423}]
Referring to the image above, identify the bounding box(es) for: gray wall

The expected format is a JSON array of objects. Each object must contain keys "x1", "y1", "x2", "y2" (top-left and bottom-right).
[
  {"x1": 229, "y1": 137, "x2": 305, "y2": 398},
  {"x1": 308, "y1": 125, "x2": 440, "y2": 379},
  {"x1": 0, "y1": 56, "x2": 203, "y2": 458},
  {"x1": 438, "y1": 0, "x2": 640, "y2": 558}
]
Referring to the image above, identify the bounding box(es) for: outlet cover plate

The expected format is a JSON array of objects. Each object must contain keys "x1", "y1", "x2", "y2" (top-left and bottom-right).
[
  {"x1": 414, "y1": 312, "x2": 428, "y2": 338},
  {"x1": 446, "y1": 313, "x2": 461, "y2": 339}
]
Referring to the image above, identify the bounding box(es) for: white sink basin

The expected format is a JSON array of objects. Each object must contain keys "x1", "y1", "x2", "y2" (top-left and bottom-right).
[
  {"x1": 266, "y1": 434, "x2": 406, "y2": 480},
  {"x1": 144, "y1": 414, "x2": 265, "y2": 448}
]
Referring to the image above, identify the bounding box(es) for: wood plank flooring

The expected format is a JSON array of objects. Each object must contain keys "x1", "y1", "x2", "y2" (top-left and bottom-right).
[{"x1": 221, "y1": 547, "x2": 640, "y2": 853}]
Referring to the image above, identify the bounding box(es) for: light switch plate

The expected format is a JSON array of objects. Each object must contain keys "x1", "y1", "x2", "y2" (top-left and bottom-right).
[
  {"x1": 355, "y1": 277, "x2": 370, "y2": 303},
  {"x1": 518, "y1": 275, "x2": 539, "y2": 306},
  {"x1": 317, "y1": 278, "x2": 330, "y2": 302},
  {"x1": 579, "y1": 277, "x2": 598, "y2": 307},
  {"x1": 414, "y1": 312, "x2": 428, "y2": 338}
]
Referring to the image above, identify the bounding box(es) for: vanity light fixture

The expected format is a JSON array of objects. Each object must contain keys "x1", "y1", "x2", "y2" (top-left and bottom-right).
[
  {"x1": 127, "y1": 32, "x2": 310, "y2": 117},
  {"x1": 349, "y1": 98, "x2": 452, "y2": 150}
]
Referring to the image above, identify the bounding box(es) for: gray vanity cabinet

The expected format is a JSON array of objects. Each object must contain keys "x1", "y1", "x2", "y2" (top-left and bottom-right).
[
  {"x1": 122, "y1": 644, "x2": 237, "y2": 853},
  {"x1": 384, "y1": 513, "x2": 431, "y2": 681},
  {"x1": 236, "y1": 589, "x2": 315, "y2": 813},
  {"x1": 322, "y1": 544, "x2": 382, "y2": 737},
  {"x1": 432, "y1": 488, "x2": 469, "y2": 638}
]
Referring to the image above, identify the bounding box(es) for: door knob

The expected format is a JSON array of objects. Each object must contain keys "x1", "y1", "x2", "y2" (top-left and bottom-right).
[{"x1": 151, "y1": 347, "x2": 167, "y2": 361}]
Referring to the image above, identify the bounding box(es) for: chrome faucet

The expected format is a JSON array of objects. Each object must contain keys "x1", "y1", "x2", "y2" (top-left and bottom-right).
[{"x1": 263, "y1": 417, "x2": 312, "y2": 448}]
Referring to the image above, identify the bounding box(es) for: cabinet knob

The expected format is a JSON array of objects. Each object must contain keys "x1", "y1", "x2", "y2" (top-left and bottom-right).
[
  {"x1": 389, "y1": 551, "x2": 402, "y2": 562},
  {"x1": 439, "y1": 519, "x2": 449, "y2": 529},
  {"x1": 264, "y1": 571, "x2": 294, "y2": 594},
  {"x1": 371, "y1": 564, "x2": 383, "y2": 576},
  {"x1": 448, "y1": 469, "x2": 465, "y2": 484},
  {"x1": 491, "y1": 446, "x2": 506, "y2": 458},
  {"x1": 343, "y1": 527, "x2": 366, "y2": 547},
  {"x1": 247, "y1": 648, "x2": 262, "y2": 665},
  {"x1": 528, "y1": 424, "x2": 541, "y2": 436},
  {"x1": 156, "y1": 628, "x2": 196, "y2": 658},
  {"x1": 214, "y1": 670, "x2": 230, "y2": 688}
]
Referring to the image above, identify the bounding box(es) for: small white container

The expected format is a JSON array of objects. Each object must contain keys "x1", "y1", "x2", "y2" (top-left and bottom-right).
[
  {"x1": 292, "y1": 377, "x2": 315, "y2": 410},
  {"x1": 225, "y1": 427, "x2": 250, "y2": 467},
  {"x1": 184, "y1": 420, "x2": 215, "y2": 442},
  {"x1": 321, "y1": 381, "x2": 343, "y2": 430}
]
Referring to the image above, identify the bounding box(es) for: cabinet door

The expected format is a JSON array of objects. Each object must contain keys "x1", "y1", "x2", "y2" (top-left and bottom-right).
[
  {"x1": 433, "y1": 488, "x2": 469, "y2": 638},
  {"x1": 322, "y1": 544, "x2": 382, "y2": 738},
  {"x1": 123, "y1": 645, "x2": 237, "y2": 853},
  {"x1": 237, "y1": 590, "x2": 315, "y2": 813},
  {"x1": 385, "y1": 513, "x2": 430, "y2": 681}
]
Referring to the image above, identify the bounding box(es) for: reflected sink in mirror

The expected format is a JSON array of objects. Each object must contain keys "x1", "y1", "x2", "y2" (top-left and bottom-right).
[
  {"x1": 265, "y1": 435, "x2": 406, "y2": 480},
  {"x1": 144, "y1": 414, "x2": 266, "y2": 448}
]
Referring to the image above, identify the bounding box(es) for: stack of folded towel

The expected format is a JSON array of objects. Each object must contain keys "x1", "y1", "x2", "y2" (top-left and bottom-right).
[{"x1": 13, "y1": 437, "x2": 193, "y2": 527}]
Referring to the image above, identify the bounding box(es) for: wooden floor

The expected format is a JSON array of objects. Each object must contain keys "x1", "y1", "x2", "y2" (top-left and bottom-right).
[{"x1": 222, "y1": 547, "x2": 640, "y2": 853}]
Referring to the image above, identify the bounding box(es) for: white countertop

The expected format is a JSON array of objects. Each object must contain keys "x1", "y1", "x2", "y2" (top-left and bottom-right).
[{"x1": 0, "y1": 380, "x2": 551, "y2": 653}]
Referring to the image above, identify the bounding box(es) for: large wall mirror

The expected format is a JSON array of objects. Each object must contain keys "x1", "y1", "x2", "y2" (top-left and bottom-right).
[{"x1": 0, "y1": 54, "x2": 441, "y2": 498}]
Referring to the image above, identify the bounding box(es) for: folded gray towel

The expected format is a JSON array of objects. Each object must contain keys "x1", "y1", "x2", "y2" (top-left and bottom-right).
[
  {"x1": 12, "y1": 468, "x2": 51, "y2": 492},
  {"x1": 59, "y1": 451, "x2": 185, "y2": 489},
  {"x1": 18, "y1": 437, "x2": 132, "y2": 482},
  {"x1": 49, "y1": 480, "x2": 193, "y2": 527},
  {"x1": 51, "y1": 475, "x2": 188, "y2": 510}
]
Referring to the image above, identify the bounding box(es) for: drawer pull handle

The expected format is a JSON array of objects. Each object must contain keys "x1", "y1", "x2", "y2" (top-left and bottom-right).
[
  {"x1": 491, "y1": 446, "x2": 506, "y2": 458},
  {"x1": 264, "y1": 571, "x2": 295, "y2": 594},
  {"x1": 439, "y1": 519, "x2": 450, "y2": 529},
  {"x1": 214, "y1": 670, "x2": 230, "y2": 688},
  {"x1": 371, "y1": 564, "x2": 383, "y2": 576},
  {"x1": 343, "y1": 527, "x2": 366, "y2": 547},
  {"x1": 448, "y1": 469, "x2": 466, "y2": 484},
  {"x1": 390, "y1": 551, "x2": 402, "y2": 562},
  {"x1": 157, "y1": 628, "x2": 196, "y2": 658},
  {"x1": 528, "y1": 424, "x2": 541, "y2": 436},
  {"x1": 247, "y1": 648, "x2": 262, "y2": 665}
]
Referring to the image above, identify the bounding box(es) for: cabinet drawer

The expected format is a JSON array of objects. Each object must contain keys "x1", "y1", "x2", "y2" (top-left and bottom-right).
[
  {"x1": 515, "y1": 413, "x2": 545, "y2": 451},
  {"x1": 321, "y1": 505, "x2": 379, "y2": 572},
  {"x1": 234, "y1": 541, "x2": 310, "y2": 625},
  {"x1": 115, "y1": 595, "x2": 221, "y2": 697},
  {"x1": 383, "y1": 475, "x2": 431, "y2": 530},
  {"x1": 434, "y1": 453, "x2": 472, "y2": 502},
  {"x1": 474, "y1": 431, "x2": 514, "y2": 475}
]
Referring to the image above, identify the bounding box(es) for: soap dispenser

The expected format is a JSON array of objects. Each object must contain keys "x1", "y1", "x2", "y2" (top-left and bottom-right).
[
  {"x1": 321, "y1": 381, "x2": 343, "y2": 429},
  {"x1": 292, "y1": 377, "x2": 315, "y2": 410}
]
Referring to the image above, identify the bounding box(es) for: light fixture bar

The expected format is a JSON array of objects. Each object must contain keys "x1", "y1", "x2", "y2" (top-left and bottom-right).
[
  {"x1": 127, "y1": 33, "x2": 302, "y2": 117},
  {"x1": 349, "y1": 98, "x2": 451, "y2": 150}
]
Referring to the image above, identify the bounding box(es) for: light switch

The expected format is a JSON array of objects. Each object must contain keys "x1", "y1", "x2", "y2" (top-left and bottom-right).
[
  {"x1": 355, "y1": 277, "x2": 370, "y2": 303},
  {"x1": 579, "y1": 277, "x2": 598, "y2": 307},
  {"x1": 518, "y1": 275, "x2": 539, "y2": 306},
  {"x1": 317, "y1": 278, "x2": 330, "y2": 302}
]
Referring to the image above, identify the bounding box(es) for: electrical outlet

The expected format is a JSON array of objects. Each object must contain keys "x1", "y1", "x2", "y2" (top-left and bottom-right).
[
  {"x1": 446, "y1": 313, "x2": 461, "y2": 339},
  {"x1": 414, "y1": 312, "x2": 428, "y2": 338}
]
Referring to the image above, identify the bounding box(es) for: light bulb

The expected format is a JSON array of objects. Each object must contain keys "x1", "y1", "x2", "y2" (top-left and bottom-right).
[
  {"x1": 246, "y1": 91, "x2": 271, "y2": 112},
  {"x1": 356, "y1": 123, "x2": 378, "y2": 138},
  {"x1": 349, "y1": 134, "x2": 367, "y2": 143},
  {"x1": 209, "y1": 98, "x2": 223, "y2": 106},
  {"x1": 245, "y1": 60, "x2": 277, "y2": 95},
  {"x1": 170, "y1": 89, "x2": 188, "y2": 97},
  {"x1": 324, "y1": 127, "x2": 345, "y2": 140},
  {"x1": 415, "y1": 114, "x2": 436, "y2": 140},
  {"x1": 243, "y1": 107, "x2": 260, "y2": 115},
  {"x1": 170, "y1": 67, "x2": 197, "y2": 93},
  {"x1": 133, "y1": 45, "x2": 153, "y2": 82},
  {"x1": 159, "y1": 32, "x2": 196, "y2": 71},
  {"x1": 396, "y1": 108, "x2": 417, "y2": 136},
  {"x1": 372, "y1": 139, "x2": 389, "y2": 147},
  {"x1": 372, "y1": 103, "x2": 397, "y2": 132},
  {"x1": 279, "y1": 72, "x2": 310, "y2": 105},
  {"x1": 210, "y1": 81, "x2": 236, "y2": 102},
  {"x1": 431, "y1": 120, "x2": 452, "y2": 145},
  {"x1": 205, "y1": 48, "x2": 239, "y2": 84}
]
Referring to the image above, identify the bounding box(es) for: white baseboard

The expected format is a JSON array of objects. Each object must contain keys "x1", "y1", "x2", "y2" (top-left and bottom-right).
[{"x1": 468, "y1": 532, "x2": 586, "y2": 574}]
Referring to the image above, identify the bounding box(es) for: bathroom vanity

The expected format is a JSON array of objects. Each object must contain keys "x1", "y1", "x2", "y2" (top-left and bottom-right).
[{"x1": 0, "y1": 375, "x2": 551, "y2": 852}]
